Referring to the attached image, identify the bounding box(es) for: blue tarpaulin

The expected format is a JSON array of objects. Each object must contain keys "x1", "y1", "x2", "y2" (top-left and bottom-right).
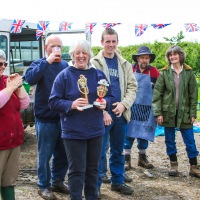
[{"x1": 155, "y1": 125, "x2": 200, "y2": 137}]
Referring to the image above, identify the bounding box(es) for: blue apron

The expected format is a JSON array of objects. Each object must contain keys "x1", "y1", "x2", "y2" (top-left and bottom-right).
[{"x1": 126, "y1": 72, "x2": 157, "y2": 142}]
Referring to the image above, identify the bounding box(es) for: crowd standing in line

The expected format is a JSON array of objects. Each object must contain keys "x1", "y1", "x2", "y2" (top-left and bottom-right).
[
  {"x1": 91, "y1": 28, "x2": 138, "y2": 198},
  {"x1": 124, "y1": 46, "x2": 160, "y2": 171},
  {"x1": 0, "y1": 49, "x2": 30, "y2": 200},
  {"x1": 49, "y1": 39, "x2": 113, "y2": 200},
  {"x1": 25, "y1": 34, "x2": 69, "y2": 200},
  {"x1": 3, "y1": 30, "x2": 200, "y2": 200},
  {"x1": 152, "y1": 45, "x2": 200, "y2": 178}
]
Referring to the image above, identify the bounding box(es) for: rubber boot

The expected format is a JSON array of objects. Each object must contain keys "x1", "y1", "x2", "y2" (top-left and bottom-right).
[
  {"x1": 1, "y1": 186, "x2": 15, "y2": 200},
  {"x1": 124, "y1": 154, "x2": 131, "y2": 171},
  {"x1": 168, "y1": 161, "x2": 178, "y2": 176},
  {"x1": 138, "y1": 153, "x2": 154, "y2": 169},
  {"x1": 189, "y1": 165, "x2": 200, "y2": 178}
]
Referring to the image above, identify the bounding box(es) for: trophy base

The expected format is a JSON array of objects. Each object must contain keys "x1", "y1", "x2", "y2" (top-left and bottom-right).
[
  {"x1": 79, "y1": 104, "x2": 93, "y2": 110},
  {"x1": 93, "y1": 101, "x2": 104, "y2": 107}
]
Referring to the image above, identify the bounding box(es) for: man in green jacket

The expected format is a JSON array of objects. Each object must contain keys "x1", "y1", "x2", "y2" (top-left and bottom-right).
[{"x1": 152, "y1": 45, "x2": 200, "y2": 178}]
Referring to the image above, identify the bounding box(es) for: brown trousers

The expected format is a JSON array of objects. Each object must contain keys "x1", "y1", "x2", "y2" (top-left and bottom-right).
[{"x1": 0, "y1": 146, "x2": 20, "y2": 187}]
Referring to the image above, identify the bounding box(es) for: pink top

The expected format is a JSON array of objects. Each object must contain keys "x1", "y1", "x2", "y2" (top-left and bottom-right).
[{"x1": 0, "y1": 90, "x2": 30, "y2": 109}]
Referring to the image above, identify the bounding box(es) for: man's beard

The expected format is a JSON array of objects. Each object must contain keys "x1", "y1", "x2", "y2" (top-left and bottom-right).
[{"x1": 138, "y1": 63, "x2": 149, "y2": 69}]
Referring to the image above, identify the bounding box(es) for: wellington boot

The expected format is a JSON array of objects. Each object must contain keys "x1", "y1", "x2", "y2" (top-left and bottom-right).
[
  {"x1": 189, "y1": 165, "x2": 200, "y2": 178},
  {"x1": 138, "y1": 153, "x2": 154, "y2": 169},
  {"x1": 1, "y1": 186, "x2": 15, "y2": 200},
  {"x1": 168, "y1": 161, "x2": 178, "y2": 176},
  {"x1": 124, "y1": 154, "x2": 131, "y2": 171}
]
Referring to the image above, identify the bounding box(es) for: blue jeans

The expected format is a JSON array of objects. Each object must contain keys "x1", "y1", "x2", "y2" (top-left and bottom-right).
[
  {"x1": 164, "y1": 127, "x2": 199, "y2": 158},
  {"x1": 63, "y1": 136, "x2": 103, "y2": 200},
  {"x1": 98, "y1": 113, "x2": 127, "y2": 188},
  {"x1": 124, "y1": 137, "x2": 149, "y2": 150},
  {"x1": 99, "y1": 134, "x2": 110, "y2": 177},
  {"x1": 35, "y1": 121, "x2": 68, "y2": 189}
]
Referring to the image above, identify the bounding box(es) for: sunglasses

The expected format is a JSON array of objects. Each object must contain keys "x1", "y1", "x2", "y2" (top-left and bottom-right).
[{"x1": 0, "y1": 62, "x2": 8, "y2": 67}]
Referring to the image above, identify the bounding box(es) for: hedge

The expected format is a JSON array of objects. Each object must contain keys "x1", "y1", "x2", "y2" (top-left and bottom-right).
[{"x1": 92, "y1": 41, "x2": 200, "y2": 75}]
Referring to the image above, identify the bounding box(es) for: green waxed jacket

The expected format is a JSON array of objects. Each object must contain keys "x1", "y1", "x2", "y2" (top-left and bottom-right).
[
  {"x1": 152, "y1": 64, "x2": 198, "y2": 129},
  {"x1": 91, "y1": 50, "x2": 138, "y2": 122}
]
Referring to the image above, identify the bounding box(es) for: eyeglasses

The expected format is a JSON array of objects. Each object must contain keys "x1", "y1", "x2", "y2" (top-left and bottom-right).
[{"x1": 0, "y1": 62, "x2": 8, "y2": 67}]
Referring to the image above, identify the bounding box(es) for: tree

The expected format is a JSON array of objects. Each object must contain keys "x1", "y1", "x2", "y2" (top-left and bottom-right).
[{"x1": 163, "y1": 31, "x2": 185, "y2": 45}]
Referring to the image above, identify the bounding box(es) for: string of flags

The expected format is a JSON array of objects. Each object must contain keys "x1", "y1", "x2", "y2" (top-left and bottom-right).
[{"x1": 9, "y1": 19, "x2": 200, "y2": 40}]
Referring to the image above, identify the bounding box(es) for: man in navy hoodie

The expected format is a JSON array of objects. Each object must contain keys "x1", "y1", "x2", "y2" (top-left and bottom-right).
[{"x1": 25, "y1": 34, "x2": 69, "y2": 200}]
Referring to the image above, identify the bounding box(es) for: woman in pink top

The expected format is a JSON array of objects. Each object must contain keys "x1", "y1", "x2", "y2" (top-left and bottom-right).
[{"x1": 0, "y1": 49, "x2": 30, "y2": 199}]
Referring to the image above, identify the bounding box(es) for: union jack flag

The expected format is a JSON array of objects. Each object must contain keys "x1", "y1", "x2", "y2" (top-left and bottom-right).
[
  {"x1": 102, "y1": 23, "x2": 121, "y2": 29},
  {"x1": 36, "y1": 21, "x2": 50, "y2": 40},
  {"x1": 135, "y1": 24, "x2": 148, "y2": 37},
  {"x1": 184, "y1": 23, "x2": 200, "y2": 32},
  {"x1": 151, "y1": 23, "x2": 171, "y2": 29},
  {"x1": 10, "y1": 19, "x2": 26, "y2": 34},
  {"x1": 59, "y1": 21, "x2": 73, "y2": 31},
  {"x1": 85, "y1": 22, "x2": 97, "y2": 34}
]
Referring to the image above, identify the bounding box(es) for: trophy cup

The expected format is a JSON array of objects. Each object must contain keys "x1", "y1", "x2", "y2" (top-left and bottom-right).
[
  {"x1": 77, "y1": 74, "x2": 93, "y2": 110},
  {"x1": 93, "y1": 79, "x2": 109, "y2": 107}
]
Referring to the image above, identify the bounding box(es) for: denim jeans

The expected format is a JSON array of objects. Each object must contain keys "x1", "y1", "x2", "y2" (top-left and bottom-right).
[
  {"x1": 99, "y1": 134, "x2": 110, "y2": 177},
  {"x1": 63, "y1": 136, "x2": 103, "y2": 200},
  {"x1": 98, "y1": 113, "x2": 127, "y2": 188},
  {"x1": 124, "y1": 137, "x2": 149, "y2": 150},
  {"x1": 35, "y1": 121, "x2": 68, "y2": 189},
  {"x1": 164, "y1": 127, "x2": 199, "y2": 158}
]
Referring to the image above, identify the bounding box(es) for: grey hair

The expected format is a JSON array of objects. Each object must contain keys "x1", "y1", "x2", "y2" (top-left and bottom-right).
[
  {"x1": 69, "y1": 40, "x2": 93, "y2": 61},
  {"x1": 165, "y1": 45, "x2": 186, "y2": 65},
  {"x1": 45, "y1": 34, "x2": 63, "y2": 46},
  {"x1": 0, "y1": 49, "x2": 6, "y2": 60}
]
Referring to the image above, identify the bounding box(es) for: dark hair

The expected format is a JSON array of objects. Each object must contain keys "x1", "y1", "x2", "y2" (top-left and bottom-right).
[
  {"x1": 101, "y1": 28, "x2": 118, "y2": 41},
  {"x1": 165, "y1": 45, "x2": 186, "y2": 65}
]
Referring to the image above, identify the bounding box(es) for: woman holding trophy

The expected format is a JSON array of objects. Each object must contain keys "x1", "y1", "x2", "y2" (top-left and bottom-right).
[{"x1": 49, "y1": 39, "x2": 113, "y2": 200}]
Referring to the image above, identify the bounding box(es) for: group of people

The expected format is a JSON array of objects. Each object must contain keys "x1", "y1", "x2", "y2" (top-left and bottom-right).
[{"x1": 1, "y1": 27, "x2": 200, "y2": 200}]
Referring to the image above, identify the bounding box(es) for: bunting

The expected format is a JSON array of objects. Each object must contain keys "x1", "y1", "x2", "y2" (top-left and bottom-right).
[
  {"x1": 2, "y1": 18, "x2": 200, "y2": 38},
  {"x1": 36, "y1": 21, "x2": 50, "y2": 40},
  {"x1": 59, "y1": 21, "x2": 73, "y2": 31},
  {"x1": 184, "y1": 23, "x2": 200, "y2": 32},
  {"x1": 85, "y1": 22, "x2": 97, "y2": 34},
  {"x1": 151, "y1": 23, "x2": 171, "y2": 29},
  {"x1": 135, "y1": 24, "x2": 148, "y2": 37},
  {"x1": 10, "y1": 19, "x2": 26, "y2": 34},
  {"x1": 102, "y1": 23, "x2": 121, "y2": 29}
]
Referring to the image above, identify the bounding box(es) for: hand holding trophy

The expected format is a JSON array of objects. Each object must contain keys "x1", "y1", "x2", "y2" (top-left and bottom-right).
[
  {"x1": 77, "y1": 74, "x2": 93, "y2": 110},
  {"x1": 93, "y1": 79, "x2": 109, "y2": 108}
]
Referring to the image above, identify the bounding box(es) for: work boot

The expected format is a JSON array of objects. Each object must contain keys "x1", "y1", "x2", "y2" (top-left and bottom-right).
[
  {"x1": 38, "y1": 188, "x2": 56, "y2": 200},
  {"x1": 168, "y1": 161, "x2": 178, "y2": 176},
  {"x1": 51, "y1": 180, "x2": 69, "y2": 194},
  {"x1": 124, "y1": 154, "x2": 131, "y2": 171},
  {"x1": 138, "y1": 153, "x2": 154, "y2": 169},
  {"x1": 124, "y1": 173, "x2": 133, "y2": 183},
  {"x1": 101, "y1": 174, "x2": 111, "y2": 183},
  {"x1": 111, "y1": 183, "x2": 134, "y2": 195},
  {"x1": 189, "y1": 165, "x2": 200, "y2": 178}
]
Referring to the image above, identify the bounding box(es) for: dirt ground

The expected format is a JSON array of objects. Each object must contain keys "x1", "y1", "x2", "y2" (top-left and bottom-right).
[{"x1": 15, "y1": 126, "x2": 200, "y2": 200}]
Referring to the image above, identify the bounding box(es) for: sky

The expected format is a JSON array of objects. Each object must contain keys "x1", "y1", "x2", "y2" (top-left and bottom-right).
[{"x1": 1, "y1": 0, "x2": 200, "y2": 46}]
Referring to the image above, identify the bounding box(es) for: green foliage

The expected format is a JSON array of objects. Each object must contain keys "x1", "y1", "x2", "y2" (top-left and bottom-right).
[
  {"x1": 92, "y1": 41, "x2": 200, "y2": 74},
  {"x1": 163, "y1": 31, "x2": 185, "y2": 45}
]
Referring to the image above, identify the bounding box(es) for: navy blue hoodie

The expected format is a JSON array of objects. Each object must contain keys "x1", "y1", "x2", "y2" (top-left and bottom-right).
[
  {"x1": 49, "y1": 66, "x2": 113, "y2": 139},
  {"x1": 25, "y1": 58, "x2": 68, "y2": 122}
]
